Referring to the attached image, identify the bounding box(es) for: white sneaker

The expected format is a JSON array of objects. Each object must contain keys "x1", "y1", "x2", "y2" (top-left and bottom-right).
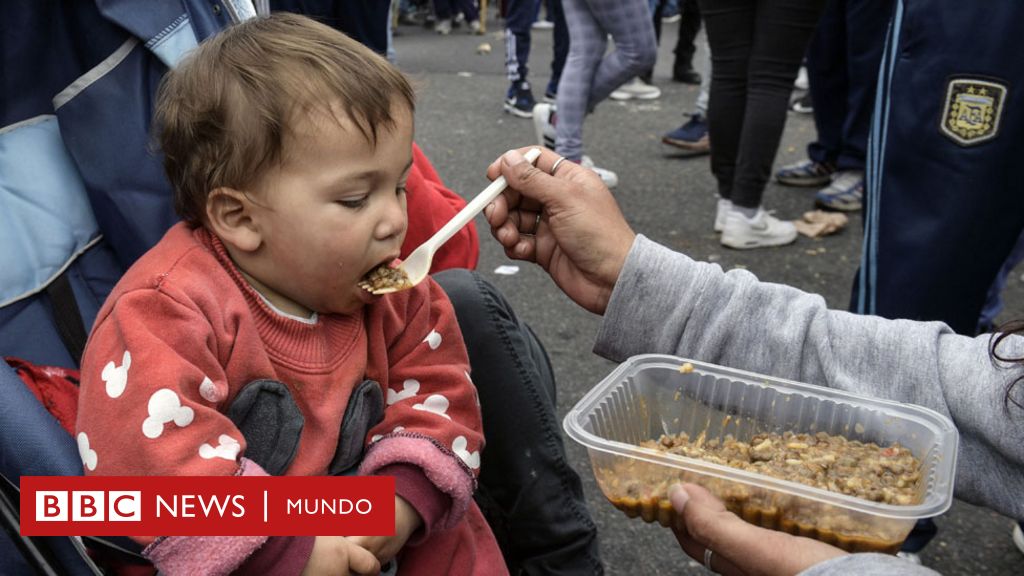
[
  {"x1": 714, "y1": 198, "x2": 732, "y2": 233},
  {"x1": 794, "y1": 66, "x2": 809, "y2": 90},
  {"x1": 1013, "y1": 523, "x2": 1024, "y2": 556},
  {"x1": 720, "y1": 207, "x2": 797, "y2": 249},
  {"x1": 610, "y1": 78, "x2": 662, "y2": 101},
  {"x1": 532, "y1": 103, "x2": 556, "y2": 149},
  {"x1": 435, "y1": 18, "x2": 452, "y2": 35},
  {"x1": 581, "y1": 155, "x2": 618, "y2": 188}
]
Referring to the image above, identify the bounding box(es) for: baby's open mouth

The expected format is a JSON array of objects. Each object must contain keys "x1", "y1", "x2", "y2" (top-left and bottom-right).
[{"x1": 359, "y1": 260, "x2": 412, "y2": 293}]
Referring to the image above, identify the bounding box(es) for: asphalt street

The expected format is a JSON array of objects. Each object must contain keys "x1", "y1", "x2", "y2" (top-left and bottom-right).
[{"x1": 392, "y1": 11, "x2": 1022, "y2": 575}]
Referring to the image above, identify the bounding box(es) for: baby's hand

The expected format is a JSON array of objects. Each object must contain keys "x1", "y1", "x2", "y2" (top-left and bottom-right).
[
  {"x1": 348, "y1": 496, "x2": 423, "y2": 564},
  {"x1": 301, "y1": 536, "x2": 380, "y2": 576}
]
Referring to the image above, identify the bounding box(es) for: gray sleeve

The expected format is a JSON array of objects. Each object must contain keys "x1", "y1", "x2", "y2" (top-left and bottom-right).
[
  {"x1": 594, "y1": 235, "x2": 1024, "y2": 520},
  {"x1": 798, "y1": 554, "x2": 940, "y2": 576}
]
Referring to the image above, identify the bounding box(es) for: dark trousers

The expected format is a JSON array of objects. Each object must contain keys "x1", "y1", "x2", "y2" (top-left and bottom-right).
[
  {"x1": 434, "y1": 0, "x2": 480, "y2": 21},
  {"x1": 506, "y1": 0, "x2": 569, "y2": 94},
  {"x1": 673, "y1": 0, "x2": 702, "y2": 73},
  {"x1": 805, "y1": 0, "x2": 893, "y2": 172},
  {"x1": 435, "y1": 270, "x2": 603, "y2": 575},
  {"x1": 699, "y1": 0, "x2": 824, "y2": 208}
]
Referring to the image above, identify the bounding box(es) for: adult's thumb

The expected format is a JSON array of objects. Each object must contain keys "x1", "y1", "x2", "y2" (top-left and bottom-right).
[{"x1": 671, "y1": 483, "x2": 741, "y2": 544}]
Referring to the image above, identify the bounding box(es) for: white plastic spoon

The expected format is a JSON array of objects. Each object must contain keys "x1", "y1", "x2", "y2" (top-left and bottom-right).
[{"x1": 360, "y1": 147, "x2": 543, "y2": 295}]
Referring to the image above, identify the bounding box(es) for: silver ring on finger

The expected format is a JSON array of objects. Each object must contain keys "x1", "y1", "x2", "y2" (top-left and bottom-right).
[
  {"x1": 550, "y1": 155, "x2": 567, "y2": 175},
  {"x1": 704, "y1": 548, "x2": 717, "y2": 573}
]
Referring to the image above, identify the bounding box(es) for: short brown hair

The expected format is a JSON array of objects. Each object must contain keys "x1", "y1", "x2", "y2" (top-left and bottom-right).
[{"x1": 154, "y1": 13, "x2": 416, "y2": 224}]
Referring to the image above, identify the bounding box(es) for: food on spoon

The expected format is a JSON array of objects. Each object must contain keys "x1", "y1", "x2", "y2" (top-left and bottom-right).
[{"x1": 360, "y1": 262, "x2": 412, "y2": 293}]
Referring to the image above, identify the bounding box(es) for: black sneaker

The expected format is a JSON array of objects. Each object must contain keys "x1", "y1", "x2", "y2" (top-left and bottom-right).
[
  {"x1": 673, "y1": 63, "x2": 701, "y2": 84},
  {"x1": 504, "y1": 82, "x2": 537, "y2": 119},
  {"x1": 791, "y1": 92, "x2": 813, "y2": 114}
]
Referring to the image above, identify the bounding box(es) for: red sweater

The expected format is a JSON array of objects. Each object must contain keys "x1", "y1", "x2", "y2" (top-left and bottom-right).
[{"x1": 76, "y1": 223, "x2": 505, "y2": 576}]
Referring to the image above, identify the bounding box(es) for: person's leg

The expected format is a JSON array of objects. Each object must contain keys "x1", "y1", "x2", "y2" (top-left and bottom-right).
[
  {"x1": 386, "y1": 2, "x2": 397, "y2": 64},
  {"x1": 556, "y1": 0, "x2": 608, "y2": 161},
  {"x1": 729, "y1": 0, "x2": 824, "y2": 210},
  {"x1": 805, "y1": 0, "x2": 846, "y2": 167},
  {"x1": 695, "y1": 33, "x2": 710, "y2": 116},
  {"x1": 661, "y1": 32, "x2": 710, "y2": 152},
  {"x1": 584, "y1": 0, "x2": 657, "y2": 106},
  {"x1": 977, "y1": 228, "x2": 1024, "y2": 333},
  {"x1": 434, "y1": 269, "x2": 603, "y2": 576},
  {"x1": 433, "y1": 0, "x2": 454, "y2": 20},
  {"x1": 505, "y1": 0, "x2": 534, "y2": 84},
  {"x1": 458, "y1": 0, "x2": 480, "y2": 23},
  {"x1": 698, "y1": 0, "x2": 756, "y2": 202},
  {"x1": 505, "y1": 0, "x2": 540, "y2": 117},
  {"x1": 834, "y1": 0, "x2": 893, "y2": 171},
  {"x1": 547, "y1": 0, "x2": 569, "y2": 97},
  {"x1": 673, "y1": 0, "x2": 702, "y2": 82},
  {"x1": 638, "y1": 0, "x2": 663, "y2": 84},
  {"x1": 433, "y1": 0, "x2": 455, "y2": 32},
  {"x1": 640, "y1": 0, "x2": 665, "y2": 83}
]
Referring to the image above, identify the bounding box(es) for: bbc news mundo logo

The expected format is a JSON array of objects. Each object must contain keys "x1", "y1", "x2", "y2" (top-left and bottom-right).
[
  {"x1": 21, "y1": 476, "x2": 393, "y2": 536},
  {"x1": 36, "y1": 490, "x2": 142, "y2": 522}
]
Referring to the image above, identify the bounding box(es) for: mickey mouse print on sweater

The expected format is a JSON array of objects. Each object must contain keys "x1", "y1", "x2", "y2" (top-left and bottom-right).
[
  {"x1": 81, "y1": 348, "x2": 240, "y2": 472},
  {"x1": 380, "y1": 327, "x2": 482, "y2": 471}
]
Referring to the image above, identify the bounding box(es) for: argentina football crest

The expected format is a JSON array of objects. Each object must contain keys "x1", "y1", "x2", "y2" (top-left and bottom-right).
[{"x1": 940, "y1": 78, "x2": 1007, "y2": 146}]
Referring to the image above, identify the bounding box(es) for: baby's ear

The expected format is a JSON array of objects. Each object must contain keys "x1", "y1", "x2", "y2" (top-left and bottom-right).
[{"x1": 206, "y1": 187, "x2": 261, "y2": 253}]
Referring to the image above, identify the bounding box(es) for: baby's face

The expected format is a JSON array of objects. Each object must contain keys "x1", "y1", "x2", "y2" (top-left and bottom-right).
[{"x1": 244, "y1": 104, "x2": 414, "y2": 316}]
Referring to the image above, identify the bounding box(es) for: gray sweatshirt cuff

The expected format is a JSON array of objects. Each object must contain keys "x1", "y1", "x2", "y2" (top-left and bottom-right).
[{"x1": 799, "y1": 553, "x2": 940, "y2": 576}]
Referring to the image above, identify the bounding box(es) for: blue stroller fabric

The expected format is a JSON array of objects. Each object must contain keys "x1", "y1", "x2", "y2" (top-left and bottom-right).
[{"x1": 1, "y1": 2, "x2": 246, "y2": 573}]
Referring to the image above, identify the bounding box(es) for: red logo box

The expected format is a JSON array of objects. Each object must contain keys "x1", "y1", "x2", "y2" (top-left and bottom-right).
[{"x1": 21, "y1": 476, "x2": 395, "y2": 536}]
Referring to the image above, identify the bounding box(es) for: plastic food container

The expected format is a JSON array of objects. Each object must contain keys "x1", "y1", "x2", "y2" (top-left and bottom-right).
[{"x1": 564, "y1": 354, "x2": 958, "y2": 553}]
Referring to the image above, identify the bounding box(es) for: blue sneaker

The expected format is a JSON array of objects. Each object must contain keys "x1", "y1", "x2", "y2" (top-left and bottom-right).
[
  {"x1": 662, "y1": 114, "x2": 709, "y2": 153},
  {"x1": 815, "y1": 170, "x2": 864, "y2": 212},
  {"x1": 504, "y1": 81, "x2": 537, "y2": 119},
  {"x1": 776, "y1": 158, "x2": 836, "y2": 187}
]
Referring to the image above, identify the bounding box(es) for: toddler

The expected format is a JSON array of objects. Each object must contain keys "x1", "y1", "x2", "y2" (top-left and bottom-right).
[{"x1": 75, "y1": 13, "x2": 504, "y2": 576}]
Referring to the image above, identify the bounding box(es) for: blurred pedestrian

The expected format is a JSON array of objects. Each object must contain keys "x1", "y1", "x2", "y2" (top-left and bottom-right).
[
  {"x1": 504, "y1": 0, "x2": 569, "y2": 118},
  {"x1": 699, "y1": 0, "x2": 824, "y2": 249},
  {"x1": 532, "y1": 0, "x2": 657, "y2": 188},
  {"x1": 774, "y1": 0, "x2": 894, "y2": 213}
]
